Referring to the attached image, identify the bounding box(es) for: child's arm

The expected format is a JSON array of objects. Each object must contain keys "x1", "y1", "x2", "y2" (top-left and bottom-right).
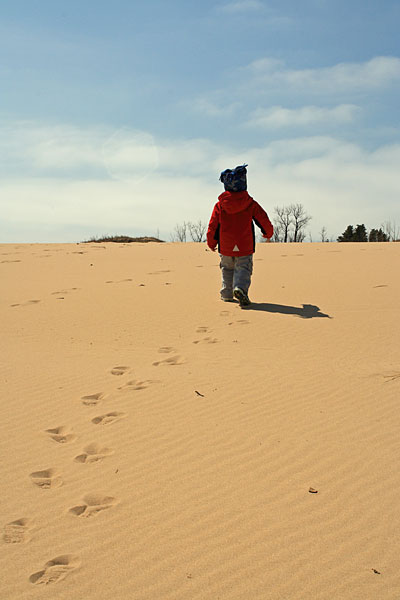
[
  {"x1": 206, "y1": 204, "x2": 220, "y2": 251},
  {"x1": 253, "y1": 201, "x2": 274, "y2": 240}
]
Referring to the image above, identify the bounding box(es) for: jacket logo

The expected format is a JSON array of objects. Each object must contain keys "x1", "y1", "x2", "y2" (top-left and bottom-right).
[{"x1": 233, "y1": 245, "x2": 239, "y2": 251}]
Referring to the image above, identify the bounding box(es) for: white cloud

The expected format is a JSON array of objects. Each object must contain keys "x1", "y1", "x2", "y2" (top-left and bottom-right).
[
  {"x1": 1, "y1": 120, "x2": 400, "y2": 243},
  {"x1": 244, "y1": 56, "x2": 400, "y2": 93},
  {"x1": 217, "y1": 0, "x2": 264, "y2": 13},
  {"x1": 0, "y1": 121, "x2": 108, "y2": 174},
  {"x1": 191, "y1": 97, "x2": 240, "y2": 117},
  {"x1": 247, "y1": 104, "x2": 360, "y2": 128},
  {"x1": 1, "y1": 176, "x2": 216, "y2": 235},
  {"x1": 0, "y1": 121, "x2": 222, "y2": 182}
]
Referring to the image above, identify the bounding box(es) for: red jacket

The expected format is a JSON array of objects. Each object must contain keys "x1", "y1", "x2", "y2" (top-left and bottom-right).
[{"x1": 207, "y1": 191, "x2": 273, "y2": 256}]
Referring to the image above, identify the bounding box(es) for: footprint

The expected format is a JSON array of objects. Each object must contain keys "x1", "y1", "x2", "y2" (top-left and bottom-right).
[
  {"x1": 51, "y1": 287, "x2": 79, "y2": 296},
  {"x1": 237, "y1": 319, "x2": 250, "y2": 325},
  {"x1": 30, "y1": 469, "x2": 62, "y2": 489},
  {"x1": 29, "y1": 555, "x2": 80, "y2": 585},
  {"x1": 45, "y1": 426, "x2": 76, "y2": 444},
  {"x1": 118, "y1": 379, "x2": 159, "y2": 391},
  {"x1": 74, "y1": 443, "x2": 114, "y2": 464},
  {"x1": 11, "y1": 299, "x2": 41, "y2": 307},
  {"x1": 220, "y1": 310, "x2": 229, "y2": 317},
  {"x1": 193, "y1": 337, "x2": 219, "y2": 344},
  {"x1": 110, "y1": 366, "x2": 129, "y2": 376},
  {"x1": 152, "y1": 355, "x2": 184, "y2": 367},
  {"x1": 383, "y1": 372, "x2": 400, "y2": 382},
  {"x1": 81, "y1": 392, "x2": 104, "y2": 406},
  {"x1": 91, "y1": 412, "x2": 126, "y2": 425},
  {"x1": 106, "y1": 279, "x2": 133, "y2": 284},
  {"x1": 68, "y1": 494, "x2": 118, "y2": 518},
  {"x1": 158, "y1": 346, "x2": 175, "y2": 354},
  {"x1": 3, "y1": 518, "x2": 31, "y2": 543},
  {"x1": 196, "y1": 326, "x2": 210, "y2": 333}
]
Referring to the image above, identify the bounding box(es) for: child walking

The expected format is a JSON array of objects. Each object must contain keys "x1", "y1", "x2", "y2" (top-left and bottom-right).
[{"x1": 206, "y1": 164, "x2": 273, "y2": 306}]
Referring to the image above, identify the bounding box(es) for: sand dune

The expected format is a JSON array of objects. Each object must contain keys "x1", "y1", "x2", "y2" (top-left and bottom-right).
[{"x1": 1, "y1": 241, "x2": 399, "y2": 599}]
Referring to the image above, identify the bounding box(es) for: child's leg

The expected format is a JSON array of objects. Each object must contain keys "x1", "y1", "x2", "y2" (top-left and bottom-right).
[
  {"x1": 233, "y1": 255, "x2": 253, "y2": 294},
  {"x1": 219, "y1": 255, "x2": 235, "y2": 300}
]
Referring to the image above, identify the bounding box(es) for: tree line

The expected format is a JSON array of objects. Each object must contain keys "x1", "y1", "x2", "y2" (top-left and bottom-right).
[
  {"x1": 171, "y1": 204, "x2": 313, "y2": 243},
  {"x1": 338, "y1": 221, "x2": 399, "y2": 242},
  {"x1": 170, "y1": 211, "x2": 398, "y2": 243}
]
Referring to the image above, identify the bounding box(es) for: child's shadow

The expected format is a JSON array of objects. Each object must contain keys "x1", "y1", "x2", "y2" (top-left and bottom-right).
[{"x1": 243, "y1": 302, "x2": 332, "y2": 319}]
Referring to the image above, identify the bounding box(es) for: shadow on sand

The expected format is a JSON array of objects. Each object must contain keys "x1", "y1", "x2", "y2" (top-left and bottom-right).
[{"x1": 243, "y1": 302, "x2": 332, "y2": 319}]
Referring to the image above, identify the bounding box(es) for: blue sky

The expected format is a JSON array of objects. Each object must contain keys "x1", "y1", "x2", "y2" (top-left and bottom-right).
[{"x1": 1, "y1": 0, "x2": 399, "y2": 242}]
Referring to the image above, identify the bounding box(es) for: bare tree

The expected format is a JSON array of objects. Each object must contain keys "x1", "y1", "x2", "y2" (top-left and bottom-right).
[
  {"x1": 382, "y1": 219, "x2": 399, "y2": 241},
  {"x1": 294, "y1": 229, "x2": 307, "y2": 242},
  {"x1": 291, "y1": 203, "x2": 312, "y2": 242},
  {"x1": 320, "y1": 226, "x2": 327, "y2": 242},
  {"x1": 187, "y1": 220, "x2": 207, "y2": 242},
  {"x1": 273, "y1": 225, "x2": 282, "y2": 242},
  {"x1": 273, "y1": 206, "x2": 293, "y2": 243},
  {"x1": 273, "y1": 204, "x2": 312, "y2": 242},
  {"x1": 171, "y1": 222, "x2": 188, "y2": 242}
]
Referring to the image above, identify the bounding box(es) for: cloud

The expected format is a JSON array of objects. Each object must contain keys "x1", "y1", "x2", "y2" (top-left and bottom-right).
[
  {"x1": 217, "y1": 0, "x2": 264, "y2": 13},
  {"x1": 1, "y1": 119, "x2": 400, "y2": 243},
  {"x1": 1, "y1": 176, "x2": 216, "y2": 236},
  {"x1": 247, "y1": 104, "x2": 360, "y2": 128},
  {"x1": 244, "y1": 56, "x2": 400, "y2": 93},
  {"x1": 0, "y1": 121, "x2": 108, "y2": 177},
  {"x1": 191, "y1": 97, "x2": 241, "y2": 118},
  {"x1": 187, "y1": 55, "x2": 398, "y2": 140},
  {"x1": 0, "y1": 121, "x2": 222, "y2": 182}
]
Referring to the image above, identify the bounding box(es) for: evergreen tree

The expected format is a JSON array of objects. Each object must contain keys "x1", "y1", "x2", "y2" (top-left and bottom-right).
[
  {"x1": 338, "y1": 225, "x2": 354, "y2": 242},
  {"x1": 353, "y1": 224, "x2": 368, "y2": 242},
  {"x1": 341, "y1": 224, "x2": 389, "y2": 243},
  {"x1": 377, "y1": 228, "x2": 389, "y2": 242},
  {"x1": 369, "y1": 228, "x2": 378, "y2": 242},
  {"x1": 369, "y1": 228, "x2": 389, "y2": 242}
]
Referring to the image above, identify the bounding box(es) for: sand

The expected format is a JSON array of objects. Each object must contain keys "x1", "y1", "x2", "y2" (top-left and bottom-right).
[{"x1": 1, "y1": 240, "x2": 400, "y2": 600}]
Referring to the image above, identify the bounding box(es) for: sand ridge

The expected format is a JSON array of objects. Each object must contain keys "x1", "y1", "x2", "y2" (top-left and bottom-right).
[{"x1": 1, "y1": 241, "x2": 400, "y2": 599}]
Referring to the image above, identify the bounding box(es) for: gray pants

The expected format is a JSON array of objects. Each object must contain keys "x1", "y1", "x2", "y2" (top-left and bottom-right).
[{"x1": 219, "y1": 254, "x2": 253, "y2": 299}]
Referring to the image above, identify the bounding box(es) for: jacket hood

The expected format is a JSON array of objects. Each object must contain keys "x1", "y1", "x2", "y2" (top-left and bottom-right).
[{"x1": 218, "y1": 190, "x2": 253, "y2": 214}]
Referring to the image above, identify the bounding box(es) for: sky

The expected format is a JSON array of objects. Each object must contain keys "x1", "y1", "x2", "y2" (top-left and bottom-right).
[{"x1": 1, "y1": 0, "x2": 400, "y2": 242}]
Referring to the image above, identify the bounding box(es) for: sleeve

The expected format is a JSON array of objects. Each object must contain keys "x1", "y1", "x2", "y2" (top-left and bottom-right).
[
  {"x1": 252, "y1": 201, "x2": 274, "y2": 239},
  {"x1": 206, "y1": 203, "x2": 220, "y2": 249}
]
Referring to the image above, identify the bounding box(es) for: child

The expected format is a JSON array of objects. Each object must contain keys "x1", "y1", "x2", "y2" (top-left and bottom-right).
[{"x1": 206, "y1": 164, "x2": 273, "y2": 306}]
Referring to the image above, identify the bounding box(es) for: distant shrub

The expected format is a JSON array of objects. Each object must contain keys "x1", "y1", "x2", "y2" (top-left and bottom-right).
[{"x1": 82, "y1": 235, "x2": 164, "y2": 243}]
